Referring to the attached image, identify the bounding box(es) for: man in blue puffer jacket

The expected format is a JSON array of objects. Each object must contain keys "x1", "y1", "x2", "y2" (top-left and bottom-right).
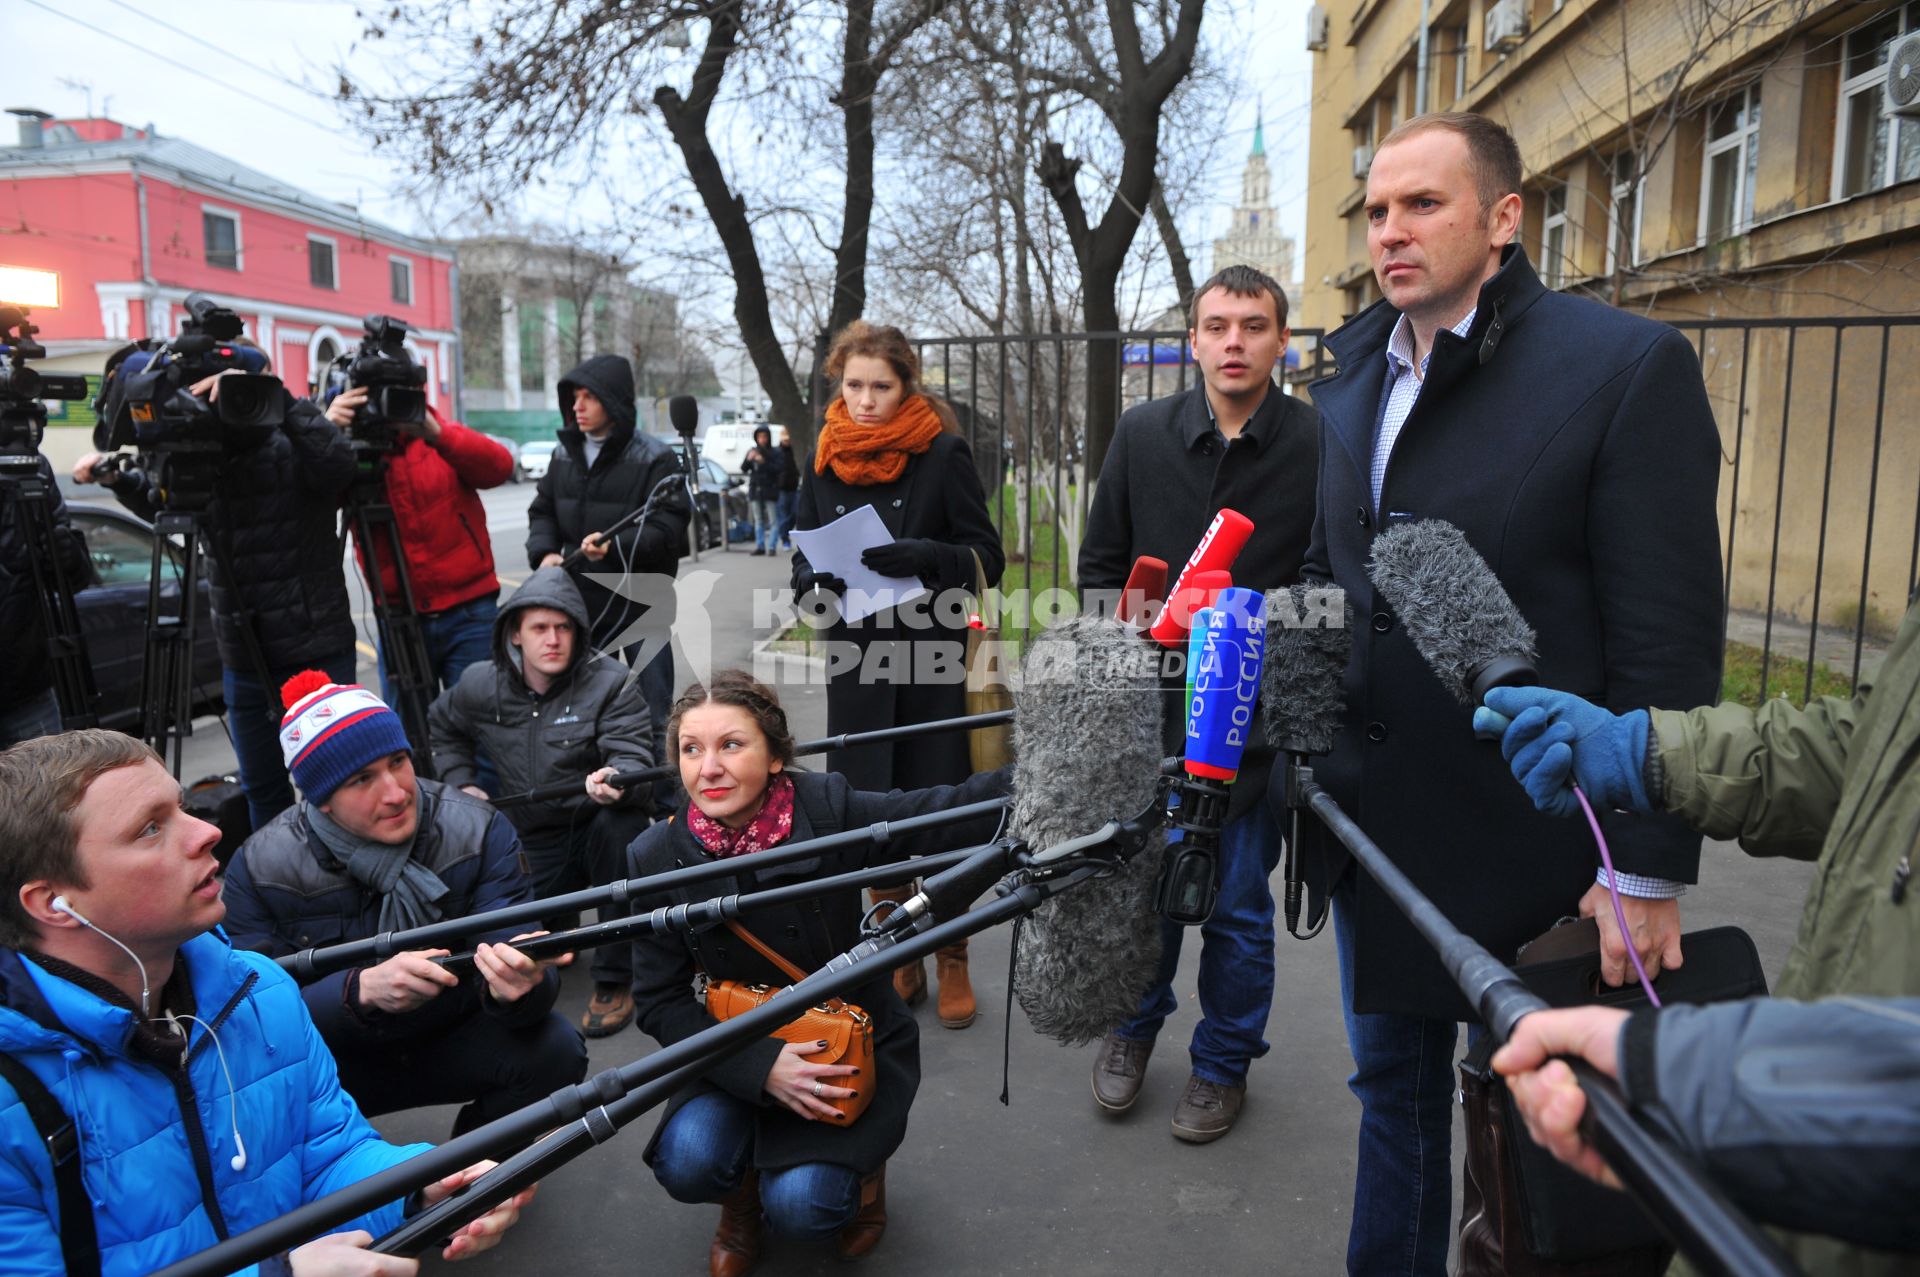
[{"x1": 0, "y1": 730, "x2": 534, "y2": 1275}]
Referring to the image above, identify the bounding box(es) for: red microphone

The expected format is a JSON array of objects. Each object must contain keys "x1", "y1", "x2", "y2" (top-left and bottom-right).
[
  {"x1": 1150, "y1": 509, "x2": 1254, "y2": 648},
  {"x1": 1117, "y1": 555, "x2": 1169, "y2": 627},
  {"x1": 1152, "y1": 568, "x2": 1232, "y2": 649}
]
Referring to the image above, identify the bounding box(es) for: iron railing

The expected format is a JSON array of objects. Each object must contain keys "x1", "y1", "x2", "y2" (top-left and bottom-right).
[{"x1": 906, "y1": 317, "x2": 1919, "y2": 704}]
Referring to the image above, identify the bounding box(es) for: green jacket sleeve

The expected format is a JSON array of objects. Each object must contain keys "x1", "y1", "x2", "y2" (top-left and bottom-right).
[{"x1": 1651, "y1": 682, "x2": 1866, "y2": 861}]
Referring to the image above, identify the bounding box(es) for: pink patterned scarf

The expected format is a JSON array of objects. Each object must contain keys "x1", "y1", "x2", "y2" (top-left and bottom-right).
[{"x1": 685, "y1": 773, "x2": 796, "y2": 858}]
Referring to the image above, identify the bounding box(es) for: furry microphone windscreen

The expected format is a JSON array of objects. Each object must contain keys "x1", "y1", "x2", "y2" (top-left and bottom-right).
[
  {"x1": 1366, "y1": 520, "x2": 1538, "y2": 706},
  {"x1": 1009, "y1": 615, "x2": 1168, "y2": 1046},
  {"x1": 1261, "y1": 584, "x2": 1354, "y2": 755}
]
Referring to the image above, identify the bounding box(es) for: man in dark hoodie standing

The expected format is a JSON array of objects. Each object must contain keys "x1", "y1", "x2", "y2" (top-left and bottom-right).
[
  {"x1": 429, "y1": 567, "x2": 655, "y2": 1036},
  {"x1": 527, "y1": 355, "x2": 690, "y2": 820}
]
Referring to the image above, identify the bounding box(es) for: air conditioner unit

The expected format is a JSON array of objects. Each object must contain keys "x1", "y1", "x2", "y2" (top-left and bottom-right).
[
  {"x1": 1306, "y1": 4, "x2": 1330, "y2": 52},
  {"x1": 1353, "y1": 145, "x2": 1374, "y2": 178},
  {"x1": 1889, "y1": 32, "x2": 1920, "y2": 118},
  {"x1": 1485, "y1": 0, "x2": 1529, "y2": 52}
]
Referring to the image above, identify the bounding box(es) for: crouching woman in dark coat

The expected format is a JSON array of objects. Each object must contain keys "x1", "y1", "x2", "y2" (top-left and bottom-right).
[{"x1": 628, "y1": 670, "x2": 1009, "y2": 1275}]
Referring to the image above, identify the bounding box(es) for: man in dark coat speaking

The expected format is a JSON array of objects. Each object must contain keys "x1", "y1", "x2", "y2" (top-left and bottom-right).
[{"x1": 1286, "y1": 112, "x2": 1723, "y2": 1275}]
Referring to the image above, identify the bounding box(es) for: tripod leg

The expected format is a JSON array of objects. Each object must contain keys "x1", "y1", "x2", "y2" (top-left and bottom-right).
[{"x1": 347, "y1": 496, "x2": 440, "y2": 778}]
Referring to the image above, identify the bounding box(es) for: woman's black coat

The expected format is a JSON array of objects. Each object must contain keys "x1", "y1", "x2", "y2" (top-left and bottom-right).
[
  {"x1": 629, "y1": 767, "x2": 1009, "y2": 1175},
  {"x1": 790, "y1": 432, "x2": 1005, "y2": 789}
]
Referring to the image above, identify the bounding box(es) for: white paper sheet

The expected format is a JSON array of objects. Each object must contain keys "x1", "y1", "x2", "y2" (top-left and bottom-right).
[{"x1": 790, "y1": 504, "x2": 928, "y2": 624}]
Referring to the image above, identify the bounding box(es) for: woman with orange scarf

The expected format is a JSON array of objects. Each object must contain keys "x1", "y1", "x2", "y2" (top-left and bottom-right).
[{"x1": 790, "y1": 320, "x2": 1005, "y2": 1029}]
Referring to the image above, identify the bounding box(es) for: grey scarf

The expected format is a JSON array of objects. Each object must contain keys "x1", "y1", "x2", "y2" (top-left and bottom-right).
[{"x1": 306, "y1": 802, "x2": 450, "y2": 934}]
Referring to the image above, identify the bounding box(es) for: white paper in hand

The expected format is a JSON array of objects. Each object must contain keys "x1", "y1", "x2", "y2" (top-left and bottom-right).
[{"x1": 791, "y1": 504, "x2": 929, "y2": 624}]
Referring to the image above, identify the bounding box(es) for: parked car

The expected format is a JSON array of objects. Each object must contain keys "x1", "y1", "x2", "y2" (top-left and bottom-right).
[
  {"x1": 66, "y1": 502, "x2": 223, "y2": 731},
  {"x1": 484, "y1": 434, "x2": 524, "y2": 482},
  {"x1": 694, "y1": 454, "x2": 751, "y2": 550},
  {"x1": 519, "y1": 439, "x2": 558, "y2": 481}
]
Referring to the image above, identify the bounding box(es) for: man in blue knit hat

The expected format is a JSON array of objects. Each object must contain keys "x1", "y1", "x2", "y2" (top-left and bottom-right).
[{"x1": 223, "y1": 672, "x2": 587, "y2": 1136}]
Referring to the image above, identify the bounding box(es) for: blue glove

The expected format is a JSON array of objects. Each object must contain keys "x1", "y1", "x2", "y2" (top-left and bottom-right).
[{"x1": 1472, "y1": 686, "x2": 1651, "y2": 818}]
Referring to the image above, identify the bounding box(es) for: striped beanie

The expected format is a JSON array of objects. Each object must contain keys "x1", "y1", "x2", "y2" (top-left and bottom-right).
[{"x1": 277, "y1": 671, "x2": 412, "y2": 804}]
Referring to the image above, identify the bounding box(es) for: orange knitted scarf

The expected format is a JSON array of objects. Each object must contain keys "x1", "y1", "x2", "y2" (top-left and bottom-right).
[{"x1": 815, "y1": 394, "x2": 945, "y2": 485}]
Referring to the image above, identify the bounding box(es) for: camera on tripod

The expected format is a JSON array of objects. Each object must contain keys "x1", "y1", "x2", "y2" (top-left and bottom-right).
[
  {"x1": 0, "y1": 305, "x2": 90, "y2": 465},
  {"x1": 94, "y1": 294, "x2": 286, "y2": 510},
  {"x1": 324, "y1": 314, "x2": 428, "y2": 456}
]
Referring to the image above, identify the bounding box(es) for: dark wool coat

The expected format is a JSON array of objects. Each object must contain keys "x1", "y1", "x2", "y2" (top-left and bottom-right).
[
  {"x1": 1287, "y1": 246, "x2": 1724, "y2": 1019},
  {"x1": 629, "y1": 768, "x2": 1010, "y2": 1174},
  {"x1": 526, "y1": 355, "x2": 690, "y2": 652},
  {"x1": 1079, "y1": 381, "x2": 1320, "y2": 816},
  {"x1": 104, "y1": 391, "x2": 356, "y2": 671},
  {"x1": 790, "y1": 432, "x2": 1005, "y2": 790}
]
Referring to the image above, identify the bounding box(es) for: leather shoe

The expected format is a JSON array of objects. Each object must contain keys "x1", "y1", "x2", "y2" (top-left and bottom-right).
[
  {"x1": 709, "y1": 1171, "x2": 761, "y2": 1277},
  {"x1": 580, "y1": 986, "x2": 635, "y2": 1038},
  {"x1": 1170, "y1": 1074, "x2": 1245, "y2": 1144},
  {"x1": 833, "y1": 1165, "x2": 887, "y2": 1260},
  {"x1": 1090, "y1": 1030, "x2": 1153, "y2": 1113}
]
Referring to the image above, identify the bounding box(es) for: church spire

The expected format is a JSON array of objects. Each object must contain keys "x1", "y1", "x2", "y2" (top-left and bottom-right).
[{"x1": 1251, "y1": 100, "x2": 1265, "y2": 158}]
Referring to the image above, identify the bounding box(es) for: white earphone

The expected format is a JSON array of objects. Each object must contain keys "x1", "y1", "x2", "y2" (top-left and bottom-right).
[{"x1": 50, "y1": 896, "x2": 248, "y2": 1172}]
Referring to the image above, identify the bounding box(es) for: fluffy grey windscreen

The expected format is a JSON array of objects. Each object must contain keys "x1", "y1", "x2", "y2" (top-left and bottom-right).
[
  {"x1": 1009, "y1": 615, "x2": 1168, "y2": 1046},
  {"x1": 1365, "y1": 520, "x2": 1537, "y2": 706},
  {"x1": 1260, "y1": 584, "x2": 1354, "y2": 755}
]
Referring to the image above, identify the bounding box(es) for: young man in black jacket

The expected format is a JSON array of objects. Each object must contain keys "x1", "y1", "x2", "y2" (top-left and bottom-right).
[
  {"x1": 1078, "y1": 265, "x2": 1320, "y2": 1144},
  {"x1": 527, "y1": 354, "x2": 689, "y2": 818}
]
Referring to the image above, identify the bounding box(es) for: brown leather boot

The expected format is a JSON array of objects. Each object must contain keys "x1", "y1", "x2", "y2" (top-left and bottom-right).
[
  {"x1": 868, "y1": 885, "x2": 927, "y2": 1006},
  {"x1": 709, "y1": 1170, "x2": 762, "y2": 1277},
  {"x1": 934, "y1": 941, "x2": 976, "y2": 1029},
  {"x1": 833, "y1": 1164, "x2": 887, "y2": 1260}
]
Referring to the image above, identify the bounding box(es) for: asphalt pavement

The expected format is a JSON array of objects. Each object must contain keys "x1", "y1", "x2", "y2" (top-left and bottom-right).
[{"x1": 136, "y1": 480, "x2": 1815, "y2": 1276}]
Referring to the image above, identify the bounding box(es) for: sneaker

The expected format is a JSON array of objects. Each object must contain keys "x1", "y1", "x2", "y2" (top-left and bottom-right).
[
  {"x1": 1170, "y1": 1073, "x2": 1245, "y2": 1143},
  {"x1": 581, "y1": 986, "x2": 635, "y2": 1038},
  {"x1": 1090, "y1": 1031, "x2": 1154, "y2": 1113}
]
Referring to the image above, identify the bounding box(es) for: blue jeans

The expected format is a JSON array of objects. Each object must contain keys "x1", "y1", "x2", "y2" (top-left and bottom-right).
[
  {"x1": 1332, "y1": 892, "x2": 1471, "y2": 1277},
  {"x1": 224, "y1": 650, "x2": 358, "y2": 830},
  {"x1": 0, "y1": 689, "x2": 61, "y2": 750},
  {"x1": 775, "y1": 491, "x2": 797, "y2": 546},
  {"x1": 652, "y1": 1092, "x2": 862, "y2": 1240},
  {"x1": 380, "y1": 592, "x2": 498, "y2": 790},
  {"x1": 1114, "y1": 798, "x2": 1283, "y2": 1086},
  {"x1": 751, "y1": 498, "x2": 780, "y2": 552}
]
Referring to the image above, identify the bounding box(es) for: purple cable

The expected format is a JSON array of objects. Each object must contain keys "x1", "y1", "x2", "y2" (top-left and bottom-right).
[{"x1": 1572, "y1": 784, "x2": 1662, "y2": 1008}]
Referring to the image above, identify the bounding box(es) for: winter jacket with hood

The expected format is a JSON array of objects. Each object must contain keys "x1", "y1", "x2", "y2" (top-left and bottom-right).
[
  {"x1": 741, "y1": 426, "x2": 785, "y2": 502},
  {"x1": 429, "y1": 567, "x2": 654, "y2": 832},
  {"x1": 0, "y1": 456, "x2": 92, "y2": 713},
  {"x1": 0, "y1": 931, "x2": 427, "y2": 1276},
  {"x1": 221, "y1": 778, "x2": 562, "y2": 1042},
  {"x1": 1644, "y1": 591, "x2": 1920, "y2": 1277},
  {"x1": 525, "y1": 355, "x2": 690, "y2": 652},
  {"x1": 351, "y1": 405, "x2": 512, "y2": 614},
  {"x1": 101, "y1": 389, "x2": 357, "y2": 671}
]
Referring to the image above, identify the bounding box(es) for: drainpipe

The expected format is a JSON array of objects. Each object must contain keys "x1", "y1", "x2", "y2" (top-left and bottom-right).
[
  {"x1": 133, "y1": 164, "x2": 156, "y2": 338},
  {"x1": 448, "y1": 250, "x2": 465, "y2": 420},
  {"x1": 1414, "y1": 0, "x2": 1433, "y2": 118}
]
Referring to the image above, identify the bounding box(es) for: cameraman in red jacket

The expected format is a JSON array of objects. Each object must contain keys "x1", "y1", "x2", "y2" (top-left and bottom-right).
[{"x1": 324, "y1": 389, "x2": 513, "y2": 728}]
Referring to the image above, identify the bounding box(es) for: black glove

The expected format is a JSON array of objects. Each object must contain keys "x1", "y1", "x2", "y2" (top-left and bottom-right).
[
  {"x1": 861, "y1": 538, "x2": 942, "y2": 581},
  {"x1": 794, "y1": 568, "x2": 848, "y2": 600}
]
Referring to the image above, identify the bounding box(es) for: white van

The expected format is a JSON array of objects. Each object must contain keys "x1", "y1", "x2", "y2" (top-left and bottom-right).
[{"x1": 699, "y1": 420, "x2": 774, "y2": 475}]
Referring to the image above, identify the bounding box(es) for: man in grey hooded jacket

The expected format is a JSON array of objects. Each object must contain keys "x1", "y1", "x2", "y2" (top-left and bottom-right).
[{"x1": 430, "y1": 567, "x2": 653, "y2": 1036}]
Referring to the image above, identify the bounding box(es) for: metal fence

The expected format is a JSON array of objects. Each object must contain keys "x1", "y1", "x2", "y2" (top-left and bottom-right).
[{"x1": 907, "y1": 316, "x2": 1920, "y2": 705}]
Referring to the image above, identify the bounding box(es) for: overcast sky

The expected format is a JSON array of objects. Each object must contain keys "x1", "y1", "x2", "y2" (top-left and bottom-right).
[{"x1": 9, "y1": 0, "x2": 1313, "y2": 315}]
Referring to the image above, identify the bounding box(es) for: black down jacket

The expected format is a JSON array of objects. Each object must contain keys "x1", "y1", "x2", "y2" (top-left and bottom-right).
[
  {"x1": 428, "y1": 566, "x2": 653, "y2": 834},
  {"x1": 100, "y1": 390, "x2": 356, "y2": 671},
  {"x1": 526, "y1": 355, "x2": 690, "y2": 653}
]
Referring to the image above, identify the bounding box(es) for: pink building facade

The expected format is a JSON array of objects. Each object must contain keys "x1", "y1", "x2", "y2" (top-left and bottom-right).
[{"x1": 0, "y1": 115, "x2": 457, "y2": 406}]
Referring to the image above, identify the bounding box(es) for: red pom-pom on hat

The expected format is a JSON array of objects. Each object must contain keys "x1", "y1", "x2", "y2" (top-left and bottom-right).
[{"x1": 279, "y1": 669, "x2": 338, "y2": 714}]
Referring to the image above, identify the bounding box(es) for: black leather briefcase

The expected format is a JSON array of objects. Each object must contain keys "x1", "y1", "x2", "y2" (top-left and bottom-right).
[{"x1": 1457, "y1": 919, "x2": 1768, "y2": 1273}]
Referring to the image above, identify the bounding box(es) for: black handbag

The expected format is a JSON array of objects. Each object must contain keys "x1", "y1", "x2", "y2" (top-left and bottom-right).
[{"x1": 1457, "y1": 919, "x2": 1768, "y2": 1274}]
